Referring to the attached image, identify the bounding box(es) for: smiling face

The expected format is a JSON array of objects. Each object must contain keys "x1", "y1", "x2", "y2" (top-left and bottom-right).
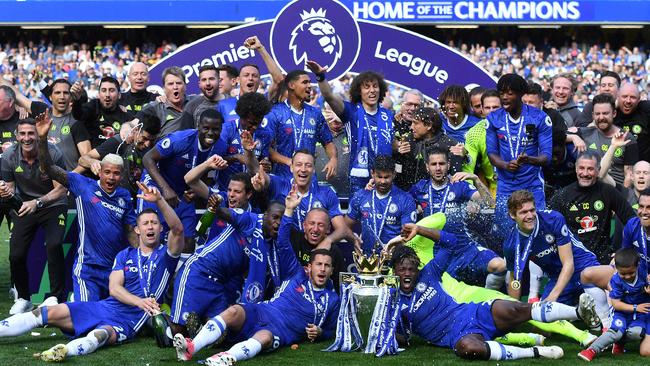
[
  {"x1": 616, "y1": 264, "x2": 638, "y2": 284},
  {"x1": 599, "y1": 76, "x2": 619, "y2": 98},
  {"x1": 128, "y1": 62, "x2": 149, "y2": 93},
  {"x1": 576, "y1": 156, "x2": 599, "y2": 187},
  {"x1": 291, "y1": 152, "x2": 315, "y2": 189},
  {"x1": 617, "y1": 84, "x2": 640, "y2": 115},
  {"x1": 510, "y1": 201, "x2": 537, "y2": 234},
  {"x1": 303, "y1": 210, "x2": 330, "y2": 246},
  {"x1": 197, "y1": 117, "x2": 222, "y2": 149},
  {"x1": 592, "y1": 102, "x2": 615, "y2": 132},
  {"x1": 308, "y1": 253, "x2": 333, "y2": 288},
  {"x1": 135, "y1": 211, "x2": 162, "y2": 248},
  {"x1": 198, "y1": 69, "x2": 219, "y2": 100},
  {"x1": 401, "y1": 93, "x2": 421, "y2": 122},
  {"x1": 16, "y1": 123, "x2": 37, "y2": 154},
  {"x1": 552, "y1": 77, "x2": 573, "y2": 106},
  {"x1": 394, "y1": 258, "x2": 419, "y2": 293},
  {"x1": 443, "y1": 96, "x2": 464, "y2": 123}
]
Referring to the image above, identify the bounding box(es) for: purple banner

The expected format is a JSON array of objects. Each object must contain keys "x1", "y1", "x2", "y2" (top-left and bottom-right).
[{"x1": 150, "y1": 0, "x2": 495, "y2": 99}]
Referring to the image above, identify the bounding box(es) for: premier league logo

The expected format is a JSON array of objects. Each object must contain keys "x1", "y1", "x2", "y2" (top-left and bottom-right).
[{"x1": 270, "y1": 0, "x2": 360, "y2": 80}]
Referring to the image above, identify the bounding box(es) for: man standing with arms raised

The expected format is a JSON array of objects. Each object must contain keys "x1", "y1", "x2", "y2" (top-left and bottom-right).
[{"x1": 307, "y1": 60, "x2": 393, "y2": 193}]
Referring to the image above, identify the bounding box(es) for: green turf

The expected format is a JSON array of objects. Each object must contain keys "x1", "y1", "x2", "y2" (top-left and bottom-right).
[{"x1": 0, "y1": 222, "x2": 646, "y2": 365}]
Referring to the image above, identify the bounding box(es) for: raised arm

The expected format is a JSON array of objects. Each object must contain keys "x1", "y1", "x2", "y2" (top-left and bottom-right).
[
  {"x1": 600, "y1": 131, "x2": 630, "y2": 180},
  {"x1": 305, "y1": 60, "x2": 345, "y2": 117},
  {"x1": 34, "y1": 110, "x2": 68, "y2": 187},
  {"x1": 142, "y1": 146, "x2": 178, "y2": 207},
  {"x1": 184, "y1": 155, "x2": 228, "y2": 200},
  {"x1": 136, "y1": 181, "x2": 184, "y2": 257},
  {"x1": 244, "y1": 36, "x2": 284, "y2": 89}
]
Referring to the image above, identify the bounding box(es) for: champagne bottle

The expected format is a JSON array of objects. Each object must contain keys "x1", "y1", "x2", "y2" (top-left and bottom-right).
[{"x1": 195, "y1": 206, "x2": 216, "y2": 237}]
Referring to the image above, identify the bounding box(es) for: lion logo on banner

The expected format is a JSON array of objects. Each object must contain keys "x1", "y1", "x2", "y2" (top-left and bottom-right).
[{"x1": 289, "y1": 8, "x2": 342, "y2": 71}]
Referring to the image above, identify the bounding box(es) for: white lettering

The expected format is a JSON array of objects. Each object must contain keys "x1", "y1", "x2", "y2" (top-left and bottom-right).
[
  {"x1": 498, "y1": 1, "x2": 517, "y2": 19},
  {"x1": 353, "y1": 2, "x2": 415, "y2": 20},
  {"x1": 454, "y1": 1, "x2": 581, "y2": 21},
  {"x1": 374, "y1": 41, "x2": 448, "y2": 84}
]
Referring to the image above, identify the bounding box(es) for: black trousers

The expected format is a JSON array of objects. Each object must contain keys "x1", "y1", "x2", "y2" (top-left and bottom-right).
[{"x1": 10, "y1": 204, "x2": 67, "y2": 302}]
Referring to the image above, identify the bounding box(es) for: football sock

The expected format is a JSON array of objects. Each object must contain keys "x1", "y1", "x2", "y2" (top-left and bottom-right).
[
  {"x1": 193, "y1": 316, "x2": 226, "y2": 352},
  {"x1": 485, "y1": 271, "x2": 506, "y2": 290},
  {"x1": 589, "y1": 328, "x2": 623, "y2": 353},
  {"x1": 494, "y1": 333, "x2": 540, "y2": 347},
  {"x1": 65, "y1": 328, "x2": 108, "y2": 357},
  {"x1": 527, "y1": 319, "x2": 591, "y2": 345},
  {"x1": 486, "y1": 341, "x2": 535, "y2": 360},
  {"x1": 584, "y1": 286, "x2": 611, "y2": 329},
  {"x1": 0, "y1": 310, "x2": 44, "y2": 337},
  {"x1": 528, "y1": 261, "x2": 544, "y2": 299},
  {"x1": 227, "y1": 338, "x2": 262, "y2": 361},
  {"x1": 531, "y1": 301, "x2": 579, "y2": 322}
]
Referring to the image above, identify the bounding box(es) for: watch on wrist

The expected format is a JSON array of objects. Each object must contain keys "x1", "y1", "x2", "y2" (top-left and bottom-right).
[
  {"x1": 36, "y1": 198, "x2": 44, "y2": 209},
  {"x1": 315, "y1": 73, "x2": 326, "y2": 82}
]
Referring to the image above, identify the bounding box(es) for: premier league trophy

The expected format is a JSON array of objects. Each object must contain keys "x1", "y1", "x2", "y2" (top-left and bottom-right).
[{"x1": 326, "y1": 249, "x2": 400, "y2": 356}]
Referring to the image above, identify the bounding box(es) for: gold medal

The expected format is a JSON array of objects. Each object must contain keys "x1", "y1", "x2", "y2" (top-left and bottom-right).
[{"x1": 511, "y1": 280, "x2": 521, "y2": 290}]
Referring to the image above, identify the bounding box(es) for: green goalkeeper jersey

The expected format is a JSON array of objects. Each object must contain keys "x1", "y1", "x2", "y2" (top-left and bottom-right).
[{"x1": 462, "y1": 119, "x2": 496, "y2": 195}]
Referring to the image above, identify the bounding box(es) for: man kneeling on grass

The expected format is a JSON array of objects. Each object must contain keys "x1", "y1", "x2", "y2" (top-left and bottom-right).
[{"x1": 0, "y1": 182, "x2": 183, "y2": 361}]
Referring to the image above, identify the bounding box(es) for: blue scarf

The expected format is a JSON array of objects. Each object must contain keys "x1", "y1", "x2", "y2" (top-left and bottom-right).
[
  {"x1": 349, "y1": 104, "x2": 393, "y2": 178},
  {"x1": 241, "y1": 215, "x2": 281, "y2": 303}
]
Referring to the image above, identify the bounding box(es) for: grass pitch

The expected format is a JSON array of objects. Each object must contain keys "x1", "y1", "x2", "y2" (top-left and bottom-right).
[{"x1": 0, "y1": 223, "x2": 646, "y2": 365}]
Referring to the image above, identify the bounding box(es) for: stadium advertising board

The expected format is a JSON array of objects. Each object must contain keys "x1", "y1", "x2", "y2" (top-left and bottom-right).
[{"x1": 1, "y1": 0, "x2": 648, "y2": 24}]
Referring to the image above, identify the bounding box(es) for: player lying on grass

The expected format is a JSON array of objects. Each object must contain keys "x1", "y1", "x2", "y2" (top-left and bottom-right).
[
  {"x1": 390, "y1": 223, "x2": 601, "y2": 360},
  {"x1": 390, "y1": 213, "x2": 598, "y2": 347},
  {"x1": 0, "y1": 182, "x2": 183, "y2": 362},
  {"x1": 173, "y1": 186, "x2": 340, "y2": 366}
]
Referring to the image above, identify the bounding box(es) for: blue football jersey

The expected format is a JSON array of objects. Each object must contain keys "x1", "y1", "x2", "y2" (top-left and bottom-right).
[
  {"x1": 622, "y1": 217, "x2": 650, "y2": 277},
  {"x1": 217, "y1": 96, "x2": 239, "y2": 125},
  {"x1": 503, "y1": 210, "x2": 598, "y2": 279},
  {"x1": 142, "y1": 129, "x2": 226, "y2": 196},
  {"x1": 102, "y1": 244, "x2": 179, "y2": 332},
  {"x1": 409, "y1": 179, "x2": 476, "y2": 243},
  {"x1": 268, "y1": 175, "x2": 342, "y2": 231},
  {"x1": 609, "y1": 270, "x2": 650, "y2": 306},
  {"x1": 485, "y1": 105, "x2": 552, "y2": 194},
  {"x1": 268, "y1": 102, "x2": 333, "y2": 178},
  {"x1": 441, "y1": 113, "x2": 480, "y2": 143},
  {"x1": 68, "y1": 172, "x2": 136, "y2": 269},
  {"x1": 348, "y1": 186, "x2": 416, "y2": 254}
]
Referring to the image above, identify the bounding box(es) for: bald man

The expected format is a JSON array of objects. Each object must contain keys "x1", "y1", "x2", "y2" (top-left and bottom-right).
[
  {"x1": 119, "y1": 62, "x2": 158, "y2": 113},
  {"x1": 614, "y1": 83, "x2": 650, "y2": 162}
]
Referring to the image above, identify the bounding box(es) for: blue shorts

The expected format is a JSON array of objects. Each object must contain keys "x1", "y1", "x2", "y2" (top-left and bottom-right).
[
  {"x1": 228, "y1": 303, "x2": 281, "y2": 350},
  {"x1": 448, "y1": 301, "x2": 502, "y2": 349},
  {"x1": 611, "y1": 311, "x2": 647, "y2": 332},
  {"x1": 171, "y1": 264, "x2": 240, "y2": 325},
  {"x1": 138, "y1": 197, "x2": 196, "y2": 237},
  {"x1": 72, "y1": 262, "x2": 111, "y2": 302},
  {"x1": 541, "y1": 272, "x2": 584, "y2": 305},
  {"x1": 446, "y1": 245, "x2": 499, "y2": 285},
  {"x1": 65, "y1": 301, "x2": 140, "y2": 343}
]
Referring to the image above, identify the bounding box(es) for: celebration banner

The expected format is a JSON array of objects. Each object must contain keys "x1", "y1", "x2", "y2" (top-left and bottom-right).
[{"x1": 150, "y1": 0, "x2": 496, "y2": 99}]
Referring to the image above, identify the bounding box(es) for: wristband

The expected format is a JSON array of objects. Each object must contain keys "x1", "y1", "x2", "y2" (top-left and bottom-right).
[
  {"x1": 315, "y1": 73, "x2": 326, "y2": 82},
  {"x1": 633, "y1": 304, "x2": 638, "y2": 320}
]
